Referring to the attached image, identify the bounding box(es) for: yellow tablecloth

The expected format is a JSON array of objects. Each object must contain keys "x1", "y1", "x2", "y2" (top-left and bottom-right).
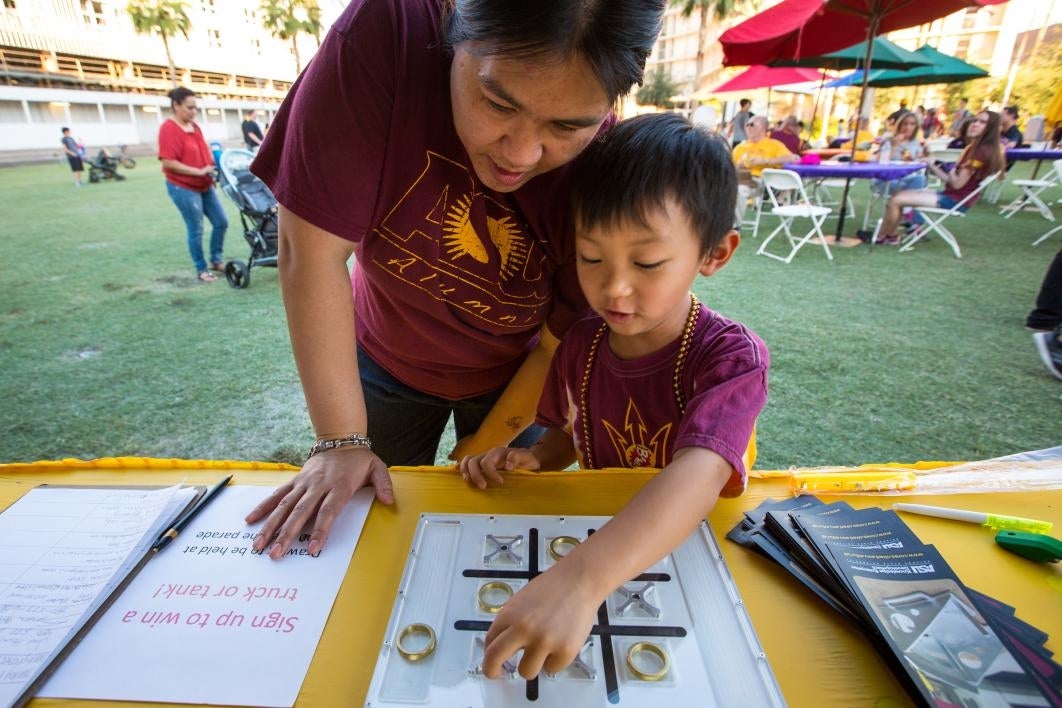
[{"x1": 3, "y1": 462, "x2": 1059, "y2": 707}]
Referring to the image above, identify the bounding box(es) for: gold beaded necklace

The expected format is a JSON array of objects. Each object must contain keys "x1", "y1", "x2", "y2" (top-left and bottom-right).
[{"x1": 579, "y1": 293, "x2": 700, "y2": 469}]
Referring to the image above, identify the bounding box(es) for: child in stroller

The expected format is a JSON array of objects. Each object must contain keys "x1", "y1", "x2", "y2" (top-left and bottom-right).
[
  {"x1": 84, "y1": 147, "x2": 127, "y2": 182},
  {"x1": 217, "y1": 148, "x2": 278, "y2": 288}
]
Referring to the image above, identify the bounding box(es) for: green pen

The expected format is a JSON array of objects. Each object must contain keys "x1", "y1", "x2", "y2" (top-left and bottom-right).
[{"x1": 892, "y1": 503, "x2": 1053, "y2": 534}]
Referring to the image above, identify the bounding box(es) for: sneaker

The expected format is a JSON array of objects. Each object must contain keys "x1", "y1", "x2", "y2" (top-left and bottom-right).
[
  {"x1": 879, "y1": 235, "x2": 900, "y2": 246},
  {"x1": 1033, "y1": 331, "x2": 1062, "y2": 380}
]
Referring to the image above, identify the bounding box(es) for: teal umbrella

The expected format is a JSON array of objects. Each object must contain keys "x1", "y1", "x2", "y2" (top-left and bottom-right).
[
  {"x1": 770, "y1": 37, "x2": 931, "y2": 71},
  {"x1": 857, "y1": 45, "x2": 989, "y2": 87}
]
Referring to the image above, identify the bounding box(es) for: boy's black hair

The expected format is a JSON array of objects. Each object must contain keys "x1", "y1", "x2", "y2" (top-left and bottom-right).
[
  {"x1": 167, "y1": 86, "x2": 196, "y2": 108},
  {"x1": 61, "y1": 127, "x2": 70, "y2": 133},
  {"x1": 441, "y1": 0, "x2": 664, "y2": 104},
  {"x1": 571, "y1": 112, "x2": 737, "y2": 256}
]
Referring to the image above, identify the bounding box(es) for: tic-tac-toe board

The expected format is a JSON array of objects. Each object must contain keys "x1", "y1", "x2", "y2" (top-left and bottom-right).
[{"x1": 364, "y1": 514, "x2": 785, "y2": 707}]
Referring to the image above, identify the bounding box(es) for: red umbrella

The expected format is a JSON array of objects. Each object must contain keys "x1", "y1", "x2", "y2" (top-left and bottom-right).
[
  {"x1": 720, "y1": 0, "x2": 1008, "y2": 68},
  {"x1": 719, "y1": 0, "x2": 1009, "y2": 242},
  {"x1": 711, "y1": 65, "x2": 829, "y2": 93}
]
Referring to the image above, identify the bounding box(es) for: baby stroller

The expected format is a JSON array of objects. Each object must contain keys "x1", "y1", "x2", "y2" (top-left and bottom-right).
[
  {"x1": 85, "y1": 148, "x2": 126, "y2": 183},
  {"x1": 217, "y1": 148, "x2": 278, "y2": 288}
]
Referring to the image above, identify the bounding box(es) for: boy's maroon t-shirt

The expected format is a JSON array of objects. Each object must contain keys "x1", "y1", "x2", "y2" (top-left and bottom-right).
[
  {"x1": 158, "y1": 119, "x2": 214, "y2": 192},
  {"x1": 537, "y1": 305, "x2": 769, "y2": 496},
  {"x1": 251, "y1": 0, "x2": 587, "y2": 399}
]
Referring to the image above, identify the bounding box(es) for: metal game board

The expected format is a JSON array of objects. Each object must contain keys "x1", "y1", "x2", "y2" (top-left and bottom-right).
[{"x1": 364, "y1": 514, "x2": 785, "y2": 707}]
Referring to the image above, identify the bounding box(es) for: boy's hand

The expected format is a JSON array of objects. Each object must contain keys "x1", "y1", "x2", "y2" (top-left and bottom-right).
[
  {"x1": 482, "y1": 564, "x2": 599, "y2": 679},
  {"x1": 459, "y1": 447, "x2": 540, "y2": 489}
]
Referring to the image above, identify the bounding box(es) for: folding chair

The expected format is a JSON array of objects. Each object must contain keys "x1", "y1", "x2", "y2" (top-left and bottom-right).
[
  {"x1": 999, "y1": 159, "x2": 1062, "y2": 222},
  {"x1": 1033, "y1": 223, "x2": 1062, "y2": 246},
  {"x1": 755, "y1": 169, "x2": 833, "y2": 263},
  {"x1": 898, "y1": 172, "x2": 1001, "y2": 258}
]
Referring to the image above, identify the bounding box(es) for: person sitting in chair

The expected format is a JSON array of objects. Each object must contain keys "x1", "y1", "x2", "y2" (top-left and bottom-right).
[
  {"x1": 731, "y1": 115, "x2": 798, "y2": 226},
  {"x1": 874, "y1": 110, "x2": 1003, "y2": 246}
]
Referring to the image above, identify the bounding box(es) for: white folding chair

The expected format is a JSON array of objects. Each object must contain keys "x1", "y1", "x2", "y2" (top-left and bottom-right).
[
  {"x1": 899, "y1": 172, "x2": 1001, "y2": 258},
  {"x1": 1033, "y1": 223, "x2": 1062, "y2": 246},
  {"x1": 755, "y1": 169, "x2": 833, "y2": 263},
  {"x1": 999, "y1": 159, "x2": 1062, "y2": 222}
]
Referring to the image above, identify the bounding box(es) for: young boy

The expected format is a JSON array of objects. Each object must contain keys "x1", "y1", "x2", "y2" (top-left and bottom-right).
[{"x1": 458, "y1": 113, "x2": 769, "y2": 680}]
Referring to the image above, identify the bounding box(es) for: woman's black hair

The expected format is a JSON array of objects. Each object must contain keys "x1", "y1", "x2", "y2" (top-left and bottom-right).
[
  {"x1": 441, "y1": 0, "x2": 664, "y2": 104},
  {"x1": 571, "y1": 113, "x2": 737, "y2": 256},
  {"x1": 168, "y1": 86, "x2": 196, "y2": 109}
]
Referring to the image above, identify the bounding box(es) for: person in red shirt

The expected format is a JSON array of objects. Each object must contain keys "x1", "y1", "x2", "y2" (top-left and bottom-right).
[
  {"x1": 245, "y1": 0, "x2": 666, "y2": 576},
  {"x1": 875, "y1": 110, "x2": 1003, "y2": 245},
  {"x1": 158, "y1": 87, "x2": 227, "y2": 282}
]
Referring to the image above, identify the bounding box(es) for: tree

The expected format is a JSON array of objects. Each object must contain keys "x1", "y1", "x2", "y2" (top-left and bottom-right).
[
  {"x1": 671, "y1": 0, "x2": 750, "y2": 95},
  {"x1": 127, "y1": 0, "x2": 191, "y2": 87},
  {"x1": 636, "y1": 67, "x2": 680, "y2": 109},
  {"x1": 259, "y1": 0, "x2": 323, "y2": 75}
]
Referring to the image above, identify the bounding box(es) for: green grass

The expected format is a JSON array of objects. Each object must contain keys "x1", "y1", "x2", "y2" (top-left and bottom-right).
[{"x1": 0, "y1": 159, "x2": 1057, "y2": 469}]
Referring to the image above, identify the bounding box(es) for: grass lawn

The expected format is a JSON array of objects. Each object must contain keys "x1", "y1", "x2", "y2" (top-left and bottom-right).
[{"x1": 0, "y1": 158, "x2": 1057, "y2": 470}]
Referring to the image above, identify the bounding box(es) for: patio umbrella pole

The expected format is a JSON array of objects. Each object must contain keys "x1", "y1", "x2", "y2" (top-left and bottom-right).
[{"x1": 835, "y1": 15, "x2": 880, "y2": 242}]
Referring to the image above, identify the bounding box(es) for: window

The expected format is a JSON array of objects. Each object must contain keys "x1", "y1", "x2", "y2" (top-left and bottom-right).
[
  {"x1": 81, "y1": 0, "x2": 105, "y2": 25},
  {"x1": 207, "y1": 28, "x2": 222, "y2": 49},
  {"x1": 3, "y1": 0, "x2": 17, "y2": 10},
  {"x1": 200, "y1": 0, "x2": 215, "y2": 14},
  {"x1": 251, "y1": 39, "x2": 261, "y2": 55}
]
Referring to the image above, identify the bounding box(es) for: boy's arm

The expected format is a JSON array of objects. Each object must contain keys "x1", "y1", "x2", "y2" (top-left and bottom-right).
[
  {"x1": 449, "y1": 324, "x2": 561, "y2": 460},
  {"x1": 482, "y1": 446, "x2": 731, "y2": 678}
]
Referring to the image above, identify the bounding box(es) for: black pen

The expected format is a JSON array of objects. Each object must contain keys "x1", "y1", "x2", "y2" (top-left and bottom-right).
[{"x1": 151, "y1": 475, "x2": 233, "y2": 553}]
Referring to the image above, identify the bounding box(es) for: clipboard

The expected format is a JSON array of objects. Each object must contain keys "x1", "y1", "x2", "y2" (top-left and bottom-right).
[{"x1": 3, "y1": 483, "x2": 206, "y2": 708}]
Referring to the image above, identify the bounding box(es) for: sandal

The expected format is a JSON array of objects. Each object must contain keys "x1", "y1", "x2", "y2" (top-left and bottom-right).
[
  {"x1": 198, "y1": 271, "x2": 218, "y2": 283},
  {"x1": 208, "y1": 262, "x2": 225, "y2": 272}
]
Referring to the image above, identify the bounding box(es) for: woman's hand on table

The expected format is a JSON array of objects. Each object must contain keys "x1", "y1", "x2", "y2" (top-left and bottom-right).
[
  {"x1": 245, "y1": 446, "x2": 393, "y2": 559},
  {"x1": 459, "y1": 447, "x2": 540, "y2": 489},
  {"x1": 481, "y1": 561, "x2": 599, "y2": 679}
]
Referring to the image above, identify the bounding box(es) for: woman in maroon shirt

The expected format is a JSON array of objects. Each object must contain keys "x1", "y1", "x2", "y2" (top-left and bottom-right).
[{"x1": 158, "y1": 87, "x2": 227, "y2": 282}]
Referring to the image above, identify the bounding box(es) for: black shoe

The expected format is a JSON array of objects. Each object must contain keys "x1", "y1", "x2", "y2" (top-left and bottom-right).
[{"x1": 1033, "y1": 331, "x2": 1062, "y2": 380}]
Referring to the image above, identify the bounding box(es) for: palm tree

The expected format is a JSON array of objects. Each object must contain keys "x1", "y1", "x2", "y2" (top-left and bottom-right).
[
  {"x1": 127, "y1": 0, "x2": 191, "y2": 87},
  {"x1": 259, "y1": 0, "x2": 323, "y2": 75},
  {"x1": 670, "y1": 0, "x2": 749, "y2": 96}
]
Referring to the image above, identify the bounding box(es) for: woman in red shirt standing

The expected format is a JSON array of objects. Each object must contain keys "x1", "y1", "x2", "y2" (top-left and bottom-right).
[{"x1": 158, "y1": 87, "x2": 228, "y2": 282}]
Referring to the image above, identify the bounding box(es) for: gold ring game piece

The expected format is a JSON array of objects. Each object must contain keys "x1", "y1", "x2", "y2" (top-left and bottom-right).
[
  {"x1": 476, "y1": 581, "x2": 514, "y2": 614},
  {"x1": 626, "y1": 641, "x2": 670, "y2": 681},
  {"x1": 548, "y1": 535, "x2": 581, "y2": 560},
  {"x1": 396, "y1": 623, "x2": 436, "y2": 662}
]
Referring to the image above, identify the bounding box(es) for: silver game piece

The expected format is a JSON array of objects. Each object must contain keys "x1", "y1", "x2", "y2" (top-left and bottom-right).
[{"x1": 614, "y1": 582, "x2": 660, "y2": 618}]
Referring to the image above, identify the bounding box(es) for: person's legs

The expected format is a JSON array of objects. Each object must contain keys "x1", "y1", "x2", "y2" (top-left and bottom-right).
[
  {"x1": 880, "y1": 189, "x2": 938, "y2": 242},
  {"x1": 166, "y1": 182, "x2": 208, "y2": 274},
  {"x1": 358, "y1": 348, "x2": 454, "y2": 467},
  {"x1": 1027, "y1": 249, "x2": 1062, "y2": 331},
  {"x1": 201, "y1": 187, "x2": 229, "y2": 267}
]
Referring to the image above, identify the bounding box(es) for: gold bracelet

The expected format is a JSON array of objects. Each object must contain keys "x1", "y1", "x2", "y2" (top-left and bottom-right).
[
  {"x1": 626, "y1": 641, "x2": 670, "y2": 681},
  {"x1": 548, "y1": 536, "x2": 581, "y2": 560},
  {"x1": 476, "y1": 581, "x2": 514, "y2": 614},
  {"x1": 395, "y1": 623, "x2": 436, "y2": 662}
]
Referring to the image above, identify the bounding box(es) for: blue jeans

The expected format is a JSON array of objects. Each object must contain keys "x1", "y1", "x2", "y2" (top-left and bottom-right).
[
  {"x1": 358, "y1": 348, "x2": 544, "y2": 466},
  {"x1": 166, "y1": 182, "x2": 228, "y2": 273}
]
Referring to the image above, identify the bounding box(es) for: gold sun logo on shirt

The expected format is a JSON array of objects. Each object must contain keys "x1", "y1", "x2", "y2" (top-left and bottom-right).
[
  {"x1": 602, "y1": 399, "x2": 673, "y2": 468},
  {"x1": 443, "y1": 194, "x2": 488, "y2": 263},
  {"x1": 488, "y1": 214, "x2": 527, "y2": 280},
  {"x1": 442, "y1": 194, "x2": 529, "y2": 281}
]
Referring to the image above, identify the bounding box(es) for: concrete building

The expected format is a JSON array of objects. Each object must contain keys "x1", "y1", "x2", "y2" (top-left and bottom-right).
[{"x1": 0, "y1": 0, "x2": 334, "y2": 160}]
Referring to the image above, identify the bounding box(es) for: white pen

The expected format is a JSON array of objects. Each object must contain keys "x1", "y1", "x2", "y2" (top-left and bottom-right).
[{"x1": 892, "y1": 503, "x2": 1052, "y2": 534}]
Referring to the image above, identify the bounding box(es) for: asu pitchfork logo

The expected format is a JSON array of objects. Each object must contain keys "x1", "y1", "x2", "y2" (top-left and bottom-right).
[
  {"x1": 602, "y1": 399, "x2": 673, "y2": 468},
  {"x1": 375, "y1": 151, "x2": 545, "y2": 329}
]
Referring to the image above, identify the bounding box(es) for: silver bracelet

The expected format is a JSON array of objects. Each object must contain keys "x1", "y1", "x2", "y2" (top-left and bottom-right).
[{"x1": 307, "y1": 433, "x2": 372, "y2": 460}]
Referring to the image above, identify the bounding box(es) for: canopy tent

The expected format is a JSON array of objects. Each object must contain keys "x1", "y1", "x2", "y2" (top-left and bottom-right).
[
  {"x1": 719, "y1": 0, "x2": 1010, "y2": 241},
  {"x1": 710, "y1": 65, "x2": 830, "y2": 93},
  {"x1": 1048, "y1": 83, "x2": 1062, "y2": 126}
]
